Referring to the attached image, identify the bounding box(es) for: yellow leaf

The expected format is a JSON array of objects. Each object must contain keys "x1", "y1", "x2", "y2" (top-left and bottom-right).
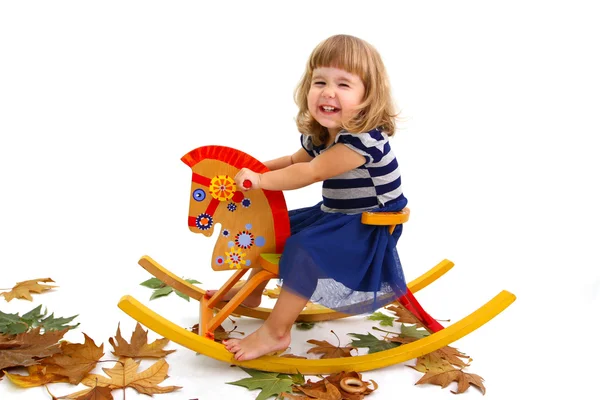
[
  {"x1": 81, "y1": 358, "x2": 181, "y2": 395},
  {"x1": 0, "y1": 278, "x2": 57, "y2": 302},
  {"x1": 4, "y1": 365, "x2": 69, "y2": 388}
]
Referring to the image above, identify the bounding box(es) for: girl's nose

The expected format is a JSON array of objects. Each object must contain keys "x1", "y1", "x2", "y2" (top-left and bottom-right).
[{"x1": 322, "y1": 86, "x2": 335, "y2": 98}]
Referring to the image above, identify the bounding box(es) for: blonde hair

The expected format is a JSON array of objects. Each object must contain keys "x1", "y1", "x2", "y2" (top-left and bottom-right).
[{"x1": 294, "y1": 34, "x2": 398, "y2": 145}]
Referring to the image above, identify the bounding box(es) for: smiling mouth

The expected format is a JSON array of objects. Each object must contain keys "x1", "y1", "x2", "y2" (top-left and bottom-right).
[{"x1": 320, "y1": 105, "x2": 340, "y2": 113}]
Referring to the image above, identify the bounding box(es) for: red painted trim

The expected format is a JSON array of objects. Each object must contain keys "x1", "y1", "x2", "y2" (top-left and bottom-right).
[
  {"x1": 192, "y1": 173, "x2": 211, "y2": 186},
  {"x1": 188, "y1": 216, "x2": 196, "y2": 227},
  {"x1": 205, "y1": 197, "x2": 220, "y2": 217},
  {"x1": 398, "y1": 289, "x2": 444, "y2": 333}
]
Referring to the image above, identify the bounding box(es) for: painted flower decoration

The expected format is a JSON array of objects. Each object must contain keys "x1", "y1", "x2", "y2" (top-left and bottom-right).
[
  {"x1": 209, "y1": 175, "x2": 236, "y2": 201},
  {"x1": 227, "y1": 203, "x2": 237, "y2": 212},
  {"x1": 235, "y1": 230, "x2": 255, "y2": 249},
  {"x1": 225, "y1": 247, "x2": 246, "y2": 269},
  {"x1": 241, "y1": 198, "x2": 251, "y2": 208},
  {"x1": 195, "y1": 213, "x2": 213, "y2": 230}
]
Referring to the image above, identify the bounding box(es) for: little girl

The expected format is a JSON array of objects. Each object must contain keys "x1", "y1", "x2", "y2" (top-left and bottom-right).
[{"x1": 209, "y1": 34, "x2": 408, "y2": 361}]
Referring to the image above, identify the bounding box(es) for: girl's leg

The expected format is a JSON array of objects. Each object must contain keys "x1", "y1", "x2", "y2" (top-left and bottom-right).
[
  {"x1": 205, "y1": 268, "x2": 269, "y2": 308},
  {"x1": 223, "y1": 286, "x2": 309, "y2": 361}
]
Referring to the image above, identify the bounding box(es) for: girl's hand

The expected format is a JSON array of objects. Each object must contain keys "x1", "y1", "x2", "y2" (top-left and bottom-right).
[{"x1": 235, "y1": 168, "x2": 262, "y2": 191}]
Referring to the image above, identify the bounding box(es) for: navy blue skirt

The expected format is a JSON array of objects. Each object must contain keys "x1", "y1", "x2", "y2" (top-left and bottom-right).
[{"x1": 278, "y1": 196, "x2": 408, "y2": 315}]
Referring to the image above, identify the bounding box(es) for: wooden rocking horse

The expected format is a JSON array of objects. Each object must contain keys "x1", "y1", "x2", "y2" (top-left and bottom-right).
[{"x1": 118, "y1": 145, "x2": 516, "y2": 374}]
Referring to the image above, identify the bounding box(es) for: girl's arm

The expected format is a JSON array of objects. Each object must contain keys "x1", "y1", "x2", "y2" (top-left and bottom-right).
[
  {"x1": 238, "y1": 144, "x2": 366, "y2": 191},
  {"x1": 264, "y1": 148, "x2": 313, "y2": 171}
]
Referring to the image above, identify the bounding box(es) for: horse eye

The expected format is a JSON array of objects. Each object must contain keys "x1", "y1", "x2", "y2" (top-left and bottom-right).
[{"x1": 193, "y1": 189, "x2": 206, "y2": 201}]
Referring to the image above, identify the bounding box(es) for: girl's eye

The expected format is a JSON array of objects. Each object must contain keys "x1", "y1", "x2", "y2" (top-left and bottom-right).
[
  {"x1": 313, "y1": 81, "x2": 325, "y2": 85},
  {"x1": 339, "y1": 83, "x2": 350, "y2": 88},
  {"x1": 193, "y1": 188, "x2": 206, "y2": 201}
]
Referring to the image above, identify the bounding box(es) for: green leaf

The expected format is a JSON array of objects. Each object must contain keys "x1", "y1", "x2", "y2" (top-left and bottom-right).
[
  {"x1": 40, "y1": 313, "x2": 80, "y2": 331},
  {"x1": 348, "y1": 332, "x2": 400, "y2": 354},
  {"x1": 295, "y1": 322, "x2": 315, "y2": 331},
  {"x1": 227, "y1": 367, "x2": 294, "y2": 400},
  {"x1": 150, "y1": 286, "x2": 173, "y2": 300},
  {"x1": 140, "y1": 277, "x2": 166, "y2": 289},
  {"x1": 174, "y1": 290, "x2": 190, "y2": 302},
  {"x1": 400, "y1": 324, "x2": 430, "y2": 339},
  {"x1": 367, "y1": 311, "x2": 395, "y2": 327},
  {"x1": 0, "y1": 307, "x2": 78, "y2": 334}
]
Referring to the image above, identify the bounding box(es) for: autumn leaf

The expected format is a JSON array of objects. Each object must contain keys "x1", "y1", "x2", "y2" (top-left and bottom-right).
[
  {"x1": 296, "y1": 371, "x2": 378, "y2": 400},
  {"x1": 0, "y1": 327, "x2": 67, "y2": 374},
  {"x1": 306, "y1": 340, "x2": 356, "y2": 359},
  {"x1": 410, "y1": 351, "x2": 455, "y2": 373},
  {"x1": 415, "y1": 370, "x2": 486, "y2": 394},
  {"x1": 40, "y1": 332, "x2": 104, "y2": 384},
  {"x1": 81, "y1": 357, "x2": 181, "y2": 395},
  {"x1": 296, "y1": 378, "x2": 342, "y2": 399},
  {"x1": 227, "y1": 367, "x2": 294, "y2": 400},
  {"x1": 263, "y1": 285, "x2": 281, "y2": 299},
  {"x1": 367, "y1": 312, "x2": 395, "y2": 327},
  {"x1": 434, "y1": 345, "x2": 472, "y2": 368},
  {"x1": 109, "y1": 323, "x2": 174, "y2": 358},
  {"x1": 0, "y1": 278, "x2": 57, "y2": 302},
  {"x1": 385, "y1": 304, "x2": 423, "y2": 325},
  {"x1": 4, "y1": 365, "x2": 69, "y2": 387},
  {"x1": 347, "y1": 333, "x2": 399, "y2": 354},
  {"x1": 63, "y1": 382, "x2": 115, "y2": 399}
]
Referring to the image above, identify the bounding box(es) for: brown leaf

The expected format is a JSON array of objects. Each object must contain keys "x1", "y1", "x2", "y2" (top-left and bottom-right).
[
  {"x1": 4, "y1": 365, "x2": 69, "y2": 387},
  {"x1": 0, "y1": 278, "x2": 57, "y2": 302},
  {"x1": 410, "y1": 352, "x2": 455, "y2": 373},
  {"x1": 435, "y1": 345, "x2": 471, "y2": 368},
  {"x1": 40, "y1": 332, "x2": 104, "y2": 384},
  {"x1": 415, "y1": 370, "x2": 486, "y2": 394},
  {"x1": 63, "y1": 383, "x2": 115, "y2": 399},
  {"x1": 306, "y1": 340, "x2": 356, "y2": 359},
  {"x1": 0, "y1": 327, "x2": 67, "y2": 373},
  {"x1": 385, "y1": 304, "x2": 422, "y2": 325},
  {"x1": 263, "y1": 284, "x2": 281, "y2": 299},
  {"x1": 109, "y1": 323, "x2": 174, "y2": 358},
  {"x1": 81, "y1": 357, "x2": 181, "y2": 395},
  {"x1": 297, "y1": 372, "x2": 377, "y2": 400},
  {"x1": 297, "y1": 378, "x2": 342, "y2": 399}
]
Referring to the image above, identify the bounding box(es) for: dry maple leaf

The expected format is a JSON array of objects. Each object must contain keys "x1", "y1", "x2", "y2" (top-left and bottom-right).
[
  {"x1": 306, "y1": 340, "x2": 356, "y2": 359},
  {"x1": 415, "y1": 370, "x2": 486, "y2": 394},
  {"x1": 109, "y1": 322, "x2": 174, "y2": 358},
  {"x1": 297, "y1": 372, "x2": 377, "y2": 400},
  {"x1": 81, "y1": 357, "x2": 181, "y2": 395},
  {"x1": 63, "y1": 382, "x2": 115, "y2": 400},
  {"x1": 385, "y1": 304, "x2": 423, "y2": 325},
  {"x1": 411, "y1": 351, "x2": 455, "y2": 373},
  {"x1": 4, "y1": 365, "x2": 69, "y2": 387},
  {"x1": 263, "y1": 285, "x2": 281, "y2": 299},
  {"x1": 0, "y1": 278, "x2": 57, "y2": 302},
  {"x1": 297, "y1": 378, "x2": 342, "y2": 399},
  {"x1": 40, "y1": 332, "x2": 104, "y2": 384},
  {"x1": 0, "y1": 327, "x2": 67, "y2": 373}
]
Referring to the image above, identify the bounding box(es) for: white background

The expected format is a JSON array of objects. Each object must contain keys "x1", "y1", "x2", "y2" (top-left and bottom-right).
[{"x1": 1, "y1": 1, "x2": 599, "y2": 399}]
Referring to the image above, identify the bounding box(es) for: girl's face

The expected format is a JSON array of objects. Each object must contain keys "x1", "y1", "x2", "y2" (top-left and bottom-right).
[{"x1": 307, "y1": 67, "x2": 365, "y2": 136}]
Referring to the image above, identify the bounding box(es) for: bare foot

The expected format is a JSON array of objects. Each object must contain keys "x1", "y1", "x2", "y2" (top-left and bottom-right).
[
  {"x1": 205, "y1": 286, "x2": 262, "y2": 308},
  {"x1": 223, "y1": 324, "x2": 290, "y2": 361}
]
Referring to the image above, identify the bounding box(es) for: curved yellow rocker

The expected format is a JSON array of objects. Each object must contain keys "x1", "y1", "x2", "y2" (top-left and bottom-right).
[{"x1": 117, "y1": 145, "x2": 516, "y2": 374}]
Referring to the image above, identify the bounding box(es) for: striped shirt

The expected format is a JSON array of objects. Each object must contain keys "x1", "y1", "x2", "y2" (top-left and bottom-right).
[{"x1": 301, "y1": 129, "x2": 406, "y2": 214}]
